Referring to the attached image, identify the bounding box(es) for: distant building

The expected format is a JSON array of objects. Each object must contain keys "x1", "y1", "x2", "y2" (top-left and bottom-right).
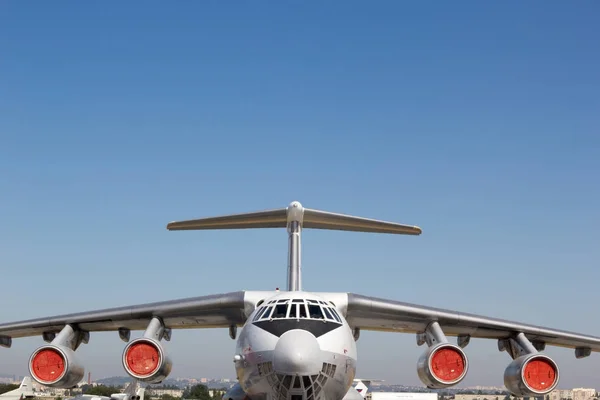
[
  {"x1": 454, "y1": 395, "x2": 508, "y2": 400},
  {"x1": 151, "y1": 389, "x2": 184, "y2": 397},
  {"x1": 550, "y1": 389, "x2": 574, "y2": 400},
  {"x1": 572, "y1": 388, "x2": 596, "y2": 400}
]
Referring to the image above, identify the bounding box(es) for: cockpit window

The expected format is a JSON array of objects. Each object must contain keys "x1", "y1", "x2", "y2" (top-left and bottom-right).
[
  {"x1": 289, "y1": 304, "x2": 298, "y2": 318},
  {"x1": 252, "y1": 299, "x2": 342, "y2": 322},
  {"x1": 329, "y1": 308, "x2": 342, "y2": 322},
  {"x1": 273, "y1": 304, "x2": 288, "y2": 319},
  {"x1": 262, "y1": 306, "x2": 273, "y2": 319},
  {"x1": 298, "y1": 303, "x2": 308, "y2": 318},
  {"x1": 308, "y1": 304, "x2": 324, "y2": 319},
  {"x1": 253, "y1": 307, "x2": 265, "y2": 321}
]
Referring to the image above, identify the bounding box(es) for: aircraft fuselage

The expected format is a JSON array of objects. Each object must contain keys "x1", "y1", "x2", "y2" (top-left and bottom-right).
[{"x1": 233, "y1": 291, "x2": 357, "y2": 400}]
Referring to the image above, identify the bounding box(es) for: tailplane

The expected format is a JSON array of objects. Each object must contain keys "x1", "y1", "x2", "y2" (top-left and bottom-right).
[
  {"x1": 166, "y1": 201, "x2": 421, "y2": 234},
  {"x1": 167, "y1": 201, "x2": 421, "y2": 291}
]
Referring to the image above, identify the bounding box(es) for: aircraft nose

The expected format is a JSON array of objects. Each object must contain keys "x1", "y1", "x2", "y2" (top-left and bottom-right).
[{"x1": 273, "y1": 330, "x2": 322, "y2": 375}]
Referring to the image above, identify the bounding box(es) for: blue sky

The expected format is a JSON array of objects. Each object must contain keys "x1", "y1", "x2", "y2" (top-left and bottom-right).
[{"x1": 1, "y1": 0, "x2": 599, "y2": 388}]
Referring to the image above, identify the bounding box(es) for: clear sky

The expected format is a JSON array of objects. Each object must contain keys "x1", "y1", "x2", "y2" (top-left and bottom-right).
[{"x1": 1, "y1": 0, "x2": 599, "y2": 389}]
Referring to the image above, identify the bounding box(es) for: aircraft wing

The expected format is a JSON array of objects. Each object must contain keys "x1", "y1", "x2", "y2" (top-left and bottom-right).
[
  {"x1": 345, "y1": 293, "x2": 600, "y2": 354},
  {"x1": 0, "y1": 291, "x2": 269, "y2": 342}
]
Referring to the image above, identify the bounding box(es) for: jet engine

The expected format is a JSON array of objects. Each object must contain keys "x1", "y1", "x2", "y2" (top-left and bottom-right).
[
  {"x1": 417, "y1": 342, "x2": 468, "y2": 388},
  {"x1": 29, "y1": 344, "x2": 85, "y2": 388},
  {"x1": 122, "y1": 337, "x2": 172, "y2": 384},
  {"x1": 504, "y1": 353, "x2": 559, "y2": 397}
]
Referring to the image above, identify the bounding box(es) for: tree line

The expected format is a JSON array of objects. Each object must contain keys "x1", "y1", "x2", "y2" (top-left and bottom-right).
[{"x1": 0, "y1": 384, "x2": 19, "y2": 395}]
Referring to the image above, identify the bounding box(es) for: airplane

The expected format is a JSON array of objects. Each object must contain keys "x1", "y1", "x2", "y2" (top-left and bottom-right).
[
  {"x1": 1, "y1": 201, "x2": 600, "y2": 400},
  {"x1": 70, "y1": 380, "x2": 144, "y2": 400},
  {"x1": 0, "y1": 377, "x2": 35, "y2": 400}
]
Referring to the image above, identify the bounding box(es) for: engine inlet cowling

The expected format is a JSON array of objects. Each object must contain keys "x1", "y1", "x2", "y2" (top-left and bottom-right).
[
  {"x1": 504, "y1": 353, "x2": 559, "y2": 397},
  {"x1": 122, "y1": 337, "x2": 172, "y2": 383},
  {"x1": 417, "y1": 343, "x2": 468, "y2": 388},
  {"x1": 29, "y1": 345, "x2": 85, "y2": 388}
]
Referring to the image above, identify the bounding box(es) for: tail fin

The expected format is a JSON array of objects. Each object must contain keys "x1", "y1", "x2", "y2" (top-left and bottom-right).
[
  {"x1": 122, "y1": 381, "x2": 137, "y2": 396},
  {"x1": 111, "y1": 381, "x2": 142, "y2": 400},
  {"x1": 167, "y1": 201, "x2": 421, "y2": 291},
  {"x1": 135, "y1": 387, "x2": 145, "y2": 400},
  {"x1": 0, "y1": 377, "x2": 34, "y2": 399},
  {"x1": 19, "y1": 377, "x2": 31, "y2": 391}
]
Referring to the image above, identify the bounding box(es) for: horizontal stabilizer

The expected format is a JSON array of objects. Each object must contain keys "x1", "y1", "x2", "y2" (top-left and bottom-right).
[
  {"x1": 166, "y1": 208, "x2": 287, "y2": 230},
  {"x1": 167, "y1": 202, "x2": 421, "y2": 235},
  {"x1": 303, "y1": 208, "x2": 421, "y2": 234}
]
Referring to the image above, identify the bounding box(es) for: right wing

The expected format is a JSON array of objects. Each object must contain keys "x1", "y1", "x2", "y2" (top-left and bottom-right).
[
  {"x1": 345, "y1": 292, "x2": 600, "y2": 354},
  {"x1": 0, "y1": 290, "x2": 271, "y2": 344}
]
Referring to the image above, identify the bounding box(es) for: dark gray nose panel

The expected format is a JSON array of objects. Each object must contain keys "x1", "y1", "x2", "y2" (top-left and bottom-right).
[{"x1": 253, "y1": 319, "x2": 342, "y2": 338}]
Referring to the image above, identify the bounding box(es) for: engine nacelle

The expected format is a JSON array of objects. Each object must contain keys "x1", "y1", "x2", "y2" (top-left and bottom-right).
[
  {"x1": 504, "y1": 353, "x2": 559, "y2": 397},
  {"x1": 29, "y1": 344, "x2": 85, "y2": 388},
  {"x1": 122, "y1": 337, "x2": 172, "y2": 384},
  {"x1": 417, "y1": 343, "x2": 468, "y2": 388}
]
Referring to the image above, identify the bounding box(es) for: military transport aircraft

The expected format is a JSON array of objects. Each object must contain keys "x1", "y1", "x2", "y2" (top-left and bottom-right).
[
  {"x1": 1, "y1": 201, "x2": 599, "y2": 400},
  {"x1": 0, "y1": 377, "x2": 35, "y2": 400}
]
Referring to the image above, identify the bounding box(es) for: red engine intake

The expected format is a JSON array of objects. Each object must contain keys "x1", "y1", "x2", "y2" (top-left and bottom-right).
[
  {"x1": 417, "y1": 343, "x2": 468, "y2": 388},
  {"x1": 29, "y1": 345, "x2": 84, "y2": 388},
  {"x1": 504, "y1": 353, "x2": 559, "y2": 396},
  {"x1": 122, "y1": 338, "x2": 172, "y2": 383}
]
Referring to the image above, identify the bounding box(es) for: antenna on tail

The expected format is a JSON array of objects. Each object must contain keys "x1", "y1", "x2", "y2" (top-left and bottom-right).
[{"x1": 166, "y1": 201, "x2": 421, "y2": 292}]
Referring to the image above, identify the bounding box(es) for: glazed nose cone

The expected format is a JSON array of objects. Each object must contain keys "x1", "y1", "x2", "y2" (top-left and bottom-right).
[{"x1": 273, "y1": 330, "x2": 322, "y2": 375}]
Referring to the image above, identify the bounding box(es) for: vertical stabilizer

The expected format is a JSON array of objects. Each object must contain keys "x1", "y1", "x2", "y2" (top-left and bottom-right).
[
  {"x1": 0, "y1": 377, "x2": 34, "y2": 399},
  {"x1": 19, "y1": 377, "x2": 31, "y2": 391}
]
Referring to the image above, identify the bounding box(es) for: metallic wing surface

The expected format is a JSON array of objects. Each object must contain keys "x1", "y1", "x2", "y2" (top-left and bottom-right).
[
  {"x1": 0, "y1": 291, "x2": 272, "y2": 340},
  {"x1": 344, "y1": 293, "x2": 600, "y2": 353},
  {"x1": 166, "y1": 204, "x2": 422, "y2": 235}
]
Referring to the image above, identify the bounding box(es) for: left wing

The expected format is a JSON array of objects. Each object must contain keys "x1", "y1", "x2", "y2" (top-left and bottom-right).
[
  {"x1": 345, "y1": 292, "x2": 600, "y2": 352},
  {"x1": 0, "y1": 290, "x2": 270, "y2": 342},
  {"x1": 0, "y1": 290, "x2": 271, "y2": 388}
]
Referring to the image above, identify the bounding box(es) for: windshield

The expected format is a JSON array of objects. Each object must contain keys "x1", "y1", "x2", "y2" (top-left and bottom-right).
[{"x1": 252, "y1": 299, "x2": 342, "y2": 323}]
